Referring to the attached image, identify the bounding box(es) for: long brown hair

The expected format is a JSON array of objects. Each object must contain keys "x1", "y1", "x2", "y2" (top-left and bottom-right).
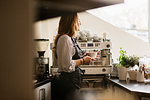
[{"x1": 53, "y1": 13, "x2": 79, "y2": 58}]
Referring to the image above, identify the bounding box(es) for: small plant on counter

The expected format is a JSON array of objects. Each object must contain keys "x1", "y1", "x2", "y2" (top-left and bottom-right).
[
  {"x1": 126, "y1": 55, "x2": 139, "y2": 68},
  {"x1": 117, "y1": 48, "x2": 140, "y2": 80},
  {"x1": 118, "y1": 48, "x2": 139, "y2": 68},
  {"x1": 118, "y1": 48, "x2": 128, "y2": 67}
]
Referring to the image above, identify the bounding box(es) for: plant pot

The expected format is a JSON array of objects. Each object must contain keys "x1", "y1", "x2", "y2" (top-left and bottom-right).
[
  {"x1": 128, "y1": 70, "x2": 137, "y2": 80},
  {"x1": 117, "y1": 67, "x2": 127, "y2": 80}
]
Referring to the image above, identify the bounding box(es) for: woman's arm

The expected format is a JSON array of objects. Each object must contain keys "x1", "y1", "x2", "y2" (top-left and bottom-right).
[
  {"x1": 75, "y1": 56, "x2": 92, "y2": 67},
  {"x1": 75, "y1": 59, "x2": 83, "y2": 67}
]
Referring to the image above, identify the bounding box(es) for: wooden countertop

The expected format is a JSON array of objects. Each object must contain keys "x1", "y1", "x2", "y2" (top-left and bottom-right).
[{"x1": 106, "y1": 78, "x2": 150, "y2": 97}]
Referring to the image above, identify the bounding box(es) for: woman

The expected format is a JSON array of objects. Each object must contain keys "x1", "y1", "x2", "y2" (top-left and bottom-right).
[{"x1": 52, "y1": 13, "x2": 92, "y2": 100}]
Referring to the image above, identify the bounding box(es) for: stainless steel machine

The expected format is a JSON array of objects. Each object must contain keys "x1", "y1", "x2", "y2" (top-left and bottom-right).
[
  {"x1": 77, "y1": 39, "x2": 112, "y2": 88},
  {"x1": 78, "y1": 40, "x2": 112, "y2": 75}
]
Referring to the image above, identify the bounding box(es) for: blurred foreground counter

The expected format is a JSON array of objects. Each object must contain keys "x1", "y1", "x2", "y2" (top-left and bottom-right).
[{"x1": 106, "y1": 77, "x2": 150, "y2": 100}]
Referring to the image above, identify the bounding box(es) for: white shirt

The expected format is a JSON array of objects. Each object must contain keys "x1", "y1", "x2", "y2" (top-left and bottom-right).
[{"x1": 56, "y1": 35, "x2": 76, "y2": 72}]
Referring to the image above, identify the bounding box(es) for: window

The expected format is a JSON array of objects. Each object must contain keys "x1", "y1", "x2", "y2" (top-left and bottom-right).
[{"x1": 87, "y1": 0, "x2": 148, "y2": 42}]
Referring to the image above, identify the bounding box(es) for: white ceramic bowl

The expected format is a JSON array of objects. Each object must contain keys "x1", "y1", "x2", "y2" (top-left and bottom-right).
[{"x1": 88, "y1": 52, "x2": 97, "y2": 58}]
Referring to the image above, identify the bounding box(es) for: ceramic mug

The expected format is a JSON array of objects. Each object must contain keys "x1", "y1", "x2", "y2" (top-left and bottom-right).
[
  {"x1": 137, "y1": 71, "x2": 144, "y2": 82},
  {"x1": 88, "y1": 52, "x2": 97, "y2": 58}
]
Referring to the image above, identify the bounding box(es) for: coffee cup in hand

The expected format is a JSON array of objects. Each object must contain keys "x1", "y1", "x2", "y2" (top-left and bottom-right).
[{"x1": 87, "y1": 52, "x2": 97, "y2": 58}]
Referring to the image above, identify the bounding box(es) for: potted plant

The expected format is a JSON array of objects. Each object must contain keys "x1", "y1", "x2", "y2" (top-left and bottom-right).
[
  {"x1": 117, "y1": 48, "x2": 139, "y2": 80},
  {"x1": 117, "y1": 48, "x2": 128, "y2": 80},
  {"x1": 126, "y1": 56, "x2": 139, "y2": 80}
]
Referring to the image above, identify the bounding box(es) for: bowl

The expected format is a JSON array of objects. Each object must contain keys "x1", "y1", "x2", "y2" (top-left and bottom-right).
[{"x1": 88, "y1": 52, "x2": 97, "y2": 58}]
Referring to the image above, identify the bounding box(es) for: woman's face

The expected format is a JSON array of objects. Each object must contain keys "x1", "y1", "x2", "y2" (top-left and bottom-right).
[{"x1": 75, "y1": 17, "x2": 81, "y2": 31}]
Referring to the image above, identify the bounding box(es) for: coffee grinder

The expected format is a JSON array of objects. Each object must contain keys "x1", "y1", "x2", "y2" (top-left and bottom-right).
[{"x1": 34, "y1": 39, "x2": 49, "y2": 80}]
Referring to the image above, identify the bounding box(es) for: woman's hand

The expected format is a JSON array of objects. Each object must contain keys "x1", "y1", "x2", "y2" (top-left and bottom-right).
[
  {"x1": 83, "y1": 56, "x2": 92, "y2": 65},
  {"x1": 75, "y1": 56, "x2": 96, "y2": 66}
]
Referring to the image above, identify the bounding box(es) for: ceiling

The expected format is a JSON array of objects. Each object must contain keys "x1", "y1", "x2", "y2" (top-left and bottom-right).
[{"x1": 35, "y1": 0, "x2": 124, "y2": 21}]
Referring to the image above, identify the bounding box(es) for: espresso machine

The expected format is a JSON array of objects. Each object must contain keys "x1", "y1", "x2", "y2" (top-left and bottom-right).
[
  {"x1": 34, "y1": 39, "x2": 49, "y2": 80},
  {"x1": 78, "y1": 40, "x2": 112, "y2": 75},
  {"x1": 76, "y1": 33, "x2": 113, "y2": 88}
]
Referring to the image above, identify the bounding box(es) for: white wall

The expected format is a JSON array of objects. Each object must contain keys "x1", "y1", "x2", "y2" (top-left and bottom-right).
[{"x1": 34, "y1": 12, "x2": 150, "y2": 65}]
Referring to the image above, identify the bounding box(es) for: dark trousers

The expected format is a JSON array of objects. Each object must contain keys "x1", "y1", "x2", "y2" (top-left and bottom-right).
[{"x1": 51, "y1": 68, "x2": 81, "y2": 100}]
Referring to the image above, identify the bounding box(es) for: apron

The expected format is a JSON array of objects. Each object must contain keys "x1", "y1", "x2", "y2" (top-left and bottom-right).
[
  {"x1": 59, "y1": 38, "x2": 83, "y2": 89},
  {"x1": 52, "y1": 36, "x2": 83, "y2": 100}
]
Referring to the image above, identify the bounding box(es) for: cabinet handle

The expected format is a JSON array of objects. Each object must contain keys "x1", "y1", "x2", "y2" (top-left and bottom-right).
[{"x1": 39, "y1": 88, "x2": 45, "y2": 100}]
